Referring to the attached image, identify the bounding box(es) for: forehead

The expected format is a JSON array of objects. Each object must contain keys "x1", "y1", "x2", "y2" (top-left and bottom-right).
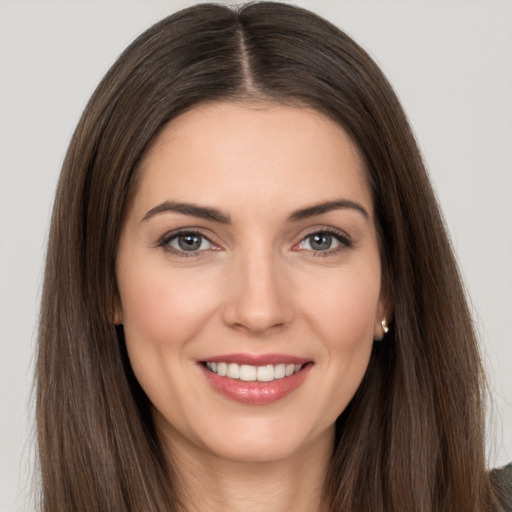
[{"x1": 131, "y1": 101, "x2": 373, "y2": 220}]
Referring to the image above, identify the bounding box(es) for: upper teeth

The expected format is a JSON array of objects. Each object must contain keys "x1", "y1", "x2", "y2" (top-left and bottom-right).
[{"x1": 205, "y1": 362, "x2": 303, "y2": 382}]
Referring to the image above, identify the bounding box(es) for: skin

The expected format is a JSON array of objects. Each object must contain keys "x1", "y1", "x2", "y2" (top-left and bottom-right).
[{"x1": 115, "y1": 102, "x2": 389, "y2": 512}]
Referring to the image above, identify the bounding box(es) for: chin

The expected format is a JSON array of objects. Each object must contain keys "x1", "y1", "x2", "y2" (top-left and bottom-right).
[{"x1": 191, "y1": 416, "x2": 335, "y2": 465}]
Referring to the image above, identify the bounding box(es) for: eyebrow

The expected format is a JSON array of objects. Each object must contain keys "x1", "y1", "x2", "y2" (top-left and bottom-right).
[
  {"x1": 141, "y1": 198, "x2": 369, "y2": 224},
  {"x1": 287, "y1": 199, "x2": 369, "y2": 222},
  {"x1": 141, "y1": 201, "x2": 231, "y2": 224}
]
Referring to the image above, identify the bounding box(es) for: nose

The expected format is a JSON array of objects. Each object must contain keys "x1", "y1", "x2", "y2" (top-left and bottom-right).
[{"x1": 222, "y1": 249, "x2": 294, "y2": 335}]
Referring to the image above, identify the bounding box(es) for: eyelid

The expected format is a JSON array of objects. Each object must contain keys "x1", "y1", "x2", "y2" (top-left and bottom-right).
[
  {"x1": 155, "y1": 225, "x2": 353, "y2": 257},
  {"x1": 294, "y1": 226, "x2": 353, "y2": 253},
  {"x1": 157, "y1": 228, "x2": 220, "y2": 257}
]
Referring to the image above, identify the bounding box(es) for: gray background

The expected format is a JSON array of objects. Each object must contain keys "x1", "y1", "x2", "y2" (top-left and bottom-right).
[{"x1": 1, "y1": 1, "x2": 511, "y2": 510}]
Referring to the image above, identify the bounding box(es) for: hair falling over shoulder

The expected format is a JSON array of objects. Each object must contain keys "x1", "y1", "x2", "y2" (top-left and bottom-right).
[{"x1": 36, "y1": 2, "x2": 505, "y2": 511}]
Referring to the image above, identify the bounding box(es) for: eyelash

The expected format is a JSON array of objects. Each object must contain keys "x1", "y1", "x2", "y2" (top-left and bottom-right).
[
  {"x1": 157, "y1": 227, "x2": 353, "y2": 257},
  {"x1": 297, "y1": 228, "x2": 353, "y2": 257},
  {"x1": 158, "y1": 229, "x2": 215, "y2": 258}
]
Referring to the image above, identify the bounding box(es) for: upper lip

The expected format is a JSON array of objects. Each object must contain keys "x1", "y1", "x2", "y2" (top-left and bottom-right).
[{"x1": 200, "y1": 353, "x2": 311, "y2": 366}]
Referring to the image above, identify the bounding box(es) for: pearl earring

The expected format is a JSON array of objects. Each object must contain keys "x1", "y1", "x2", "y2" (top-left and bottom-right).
[{"x1": 375, "y1": 318, "x2": 389, "y2": 341}]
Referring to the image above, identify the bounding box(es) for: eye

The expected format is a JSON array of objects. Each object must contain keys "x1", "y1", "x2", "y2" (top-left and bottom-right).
[
  {"x1": 162, "y1": 232, "x2": 214, "y2": 254},
  {"x1": 300, "y1": 232, "x2": 339, "y2": 251},
  {"x1": 297, "y1": 229, "x2": 351, "y2": 253}
]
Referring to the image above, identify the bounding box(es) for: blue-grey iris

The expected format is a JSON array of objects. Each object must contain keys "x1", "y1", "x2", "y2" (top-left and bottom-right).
[
  {"x1": 310, "y1": 233, "x2": 332, "y2": 250},
  {"x1": 178, "y1": 234, "x2": 202, "y2": 251}
]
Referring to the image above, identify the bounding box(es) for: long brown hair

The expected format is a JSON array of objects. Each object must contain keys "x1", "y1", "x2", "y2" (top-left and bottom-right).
[{"x1": 36, "y1": 2, "x2": 500, "y2": 510}]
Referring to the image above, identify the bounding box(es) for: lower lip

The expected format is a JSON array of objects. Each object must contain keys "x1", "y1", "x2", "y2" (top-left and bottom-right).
[{"x1": 200, "y1": 363, "x2": 312, "y2": 405}]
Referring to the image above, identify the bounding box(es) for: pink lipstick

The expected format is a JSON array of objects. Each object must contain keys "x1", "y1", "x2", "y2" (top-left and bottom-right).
[{"x1": 199, "y1": 353, "x2": 313, "y2": 405}]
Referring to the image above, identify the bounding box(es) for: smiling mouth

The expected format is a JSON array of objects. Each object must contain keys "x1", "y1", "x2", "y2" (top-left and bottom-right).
[
  {"x1": 204, "y1": 362, "x2": 304, "y2": 382},
  {"x1": 200, "y1": 358, "x2": 313, "y2": 404}
]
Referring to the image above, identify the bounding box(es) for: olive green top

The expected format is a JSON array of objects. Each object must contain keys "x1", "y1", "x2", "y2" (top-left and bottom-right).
[{"x1": 491, "y1": 463, "x2": 512, "y2": 511}]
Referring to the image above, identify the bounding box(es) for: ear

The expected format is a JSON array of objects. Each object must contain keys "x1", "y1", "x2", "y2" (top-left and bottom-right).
[
  {"x1": 374, "y1": 284, "x2": 393, "y2": 341},
  {"x1": 112, "y1": 311, "x2": 123, "y2": 326},
  {"x1": 110, "y1": 293, "x2": 124, "y2": 326}
]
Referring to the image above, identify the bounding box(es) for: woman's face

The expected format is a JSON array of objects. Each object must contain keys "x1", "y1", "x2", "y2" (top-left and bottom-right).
[{"x1": 115, "y1": 102, "x2": 388, "y2": 463}]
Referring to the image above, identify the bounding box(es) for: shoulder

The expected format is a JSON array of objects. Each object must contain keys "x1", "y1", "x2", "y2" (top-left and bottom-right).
[{"x1": 491, "y1": 463, "x2": 512, "y2": 511}]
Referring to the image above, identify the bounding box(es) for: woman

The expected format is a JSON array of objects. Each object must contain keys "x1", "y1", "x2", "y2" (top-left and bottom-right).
[{"x1": 36, "y1": 2, "x2": 511, "y2": 511}]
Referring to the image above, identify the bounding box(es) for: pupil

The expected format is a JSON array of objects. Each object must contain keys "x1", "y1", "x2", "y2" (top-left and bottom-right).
[
  {"x1": 311, "y1": 233, "x2": 331, "y2": 250},
  {"x1": 178, "y1": 234, "x2": 201, "y2": 251}
]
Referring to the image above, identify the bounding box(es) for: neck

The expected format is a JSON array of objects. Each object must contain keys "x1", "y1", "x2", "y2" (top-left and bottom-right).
[{"x1": 161, "y1": 426, "x2": 334, "y2": 512}]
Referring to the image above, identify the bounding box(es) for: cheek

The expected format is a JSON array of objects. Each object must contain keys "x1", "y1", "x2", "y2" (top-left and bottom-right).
[
  {"x1": 117, "y1": 263, "x2": 224, "y2": 394},
  {"x1": 120, "y1": 265, "x2": 217, "y2": 341},
  {"x1": 117, "y1": 265, "x2": 223, "y2": 418},
  {"x1": 298, "y1": 262, "x2": 381, "y2": 411},
  {"x1": 303, "y1": 262, "x2": 382, "y2": 345}
]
